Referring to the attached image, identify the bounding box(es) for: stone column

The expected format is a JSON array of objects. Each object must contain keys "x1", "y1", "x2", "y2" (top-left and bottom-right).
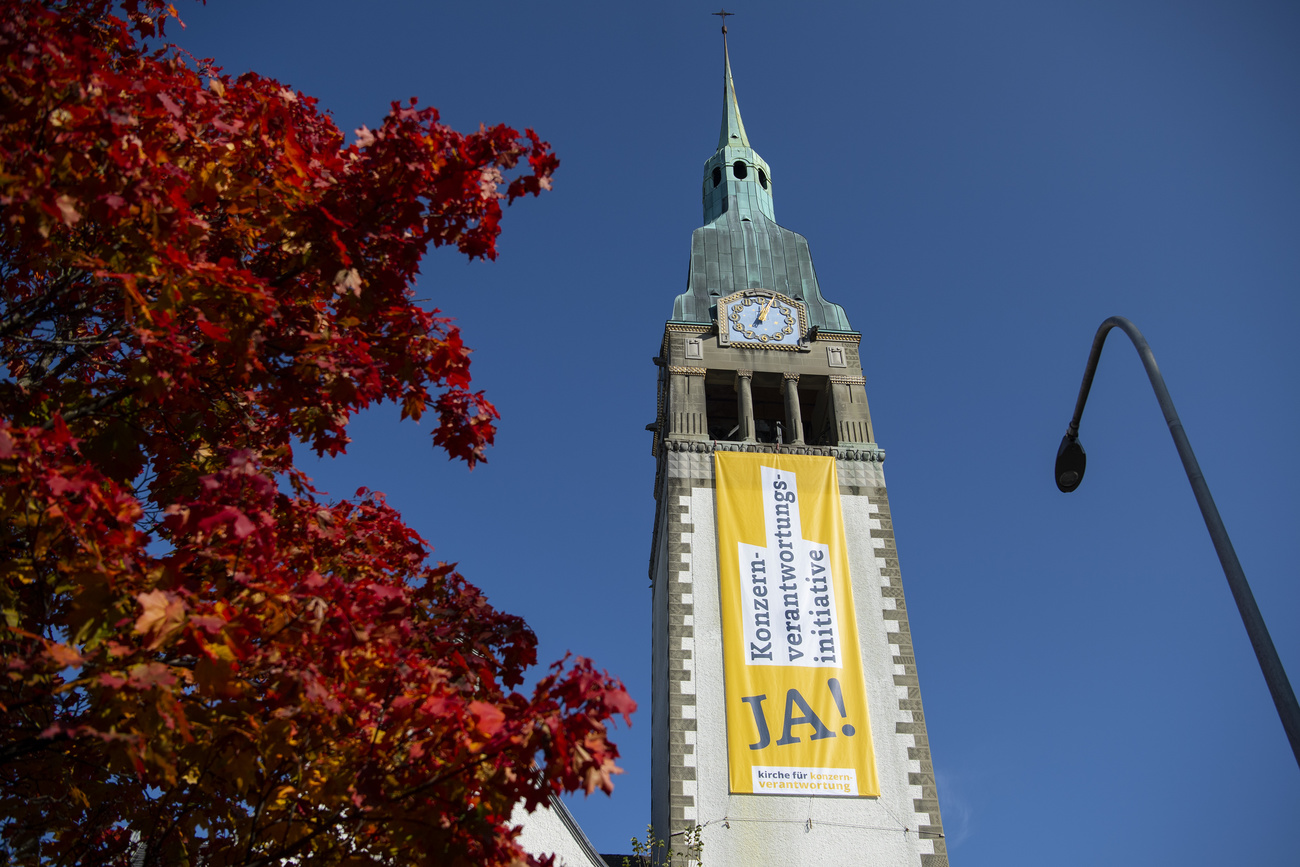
[
  {"x1": 736, "y1": 369, "x2": 756, "y2": 442},
  {"x1": 783, "y1": 372, "x2": 804, "y2": 445}
]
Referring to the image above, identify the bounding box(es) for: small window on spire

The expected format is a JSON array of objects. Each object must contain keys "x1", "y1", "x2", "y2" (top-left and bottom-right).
[
  {"x1": 733, "y1": 160, "x2": 748, "y2": 180},
  {"x1": 712, "y1": 166, "x2": 722, "y2": 188},
  {"x1": 758, "y1": 168, "x2": 768, "y2": 190}
]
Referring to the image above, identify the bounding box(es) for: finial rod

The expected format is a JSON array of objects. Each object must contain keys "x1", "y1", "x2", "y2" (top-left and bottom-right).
[{"x1": 712, "y1": 8, "x2": 734, "y2": 33}]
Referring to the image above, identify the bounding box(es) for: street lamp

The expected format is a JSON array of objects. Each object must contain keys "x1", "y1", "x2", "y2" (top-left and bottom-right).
[{"x1": 1057, "y1": 316, "x2": 1300, "y2": 768}]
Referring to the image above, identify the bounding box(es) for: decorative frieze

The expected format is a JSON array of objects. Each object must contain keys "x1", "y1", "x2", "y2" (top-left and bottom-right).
[
  {"x1": 668, "y1": 365, "x2": 707, "y2": 376},
  {"x1": 830, "y1": 374, "x2": 867, "y2": 386},
  {"x1": 660, "y1": 438, "x2": 885, "y2": 462},
  {"x1": 666, "y1": 322, "x2": 713, "y2": 334}
]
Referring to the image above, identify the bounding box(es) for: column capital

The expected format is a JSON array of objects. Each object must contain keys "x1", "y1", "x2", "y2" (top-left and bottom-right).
[
  {"x1": 735, "y1": 368, "x2": 753, "y2": 378},
  {"x1": 782, "y1": 372, "x2": 801, "y2": 381}
]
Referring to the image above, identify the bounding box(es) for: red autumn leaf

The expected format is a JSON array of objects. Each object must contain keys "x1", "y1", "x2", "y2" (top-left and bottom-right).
[
  {"x1": 46, "y1": 475, "x2": 87, "y2": 497},
  {"x1": 157, "y1": 91, "x2": 183, "y2": 118},
  {"x1": 127, "y1": 662, "x2": 178, "y2": 690},
  {"x1": 188, "y1": 615, "x2": 226, "y2": 634},
  {"x1": 133, "y1": 590, "x2": 187, "y2": 648},
  {"x1": 55, "y1": 194, "x2": 82, "y2": 226},
  {"x1": 605, "y1": 684, "x2": 638, "y2": 727},
  {"x1": 582, "y1": 752, "x2": 623, "y2": 797},
  {"x1": 197, "y1": 319, "x2": 230, "y2": 342},
  {"x1": 468, "y1": 700, "x2": 506, "y2": 737},
  {"x1": 45, "y1": 643, "x2": 84, "y2": 669},
  {"x1": 370, "y1": 585, "x2": 405, "y2": 602},
  {"x1": 195, "y1": 506, "x2": 257, "y2": 538}
]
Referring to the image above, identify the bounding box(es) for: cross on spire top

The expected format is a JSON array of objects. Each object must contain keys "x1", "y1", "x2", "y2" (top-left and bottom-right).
[{"x1": 712, "y1": 8, "x2": 734, "y2": 34}]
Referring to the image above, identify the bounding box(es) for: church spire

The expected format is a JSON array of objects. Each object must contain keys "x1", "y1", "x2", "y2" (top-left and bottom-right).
[
  {"x1": 679, "y1": 12, "x2": 851, "y2": 330},
  {"x1": 718, "y1": 26, "x2": 750, "y2": 149},
  {"x1": 700, "y1": 15, "x2": 775, "y2": 225}
]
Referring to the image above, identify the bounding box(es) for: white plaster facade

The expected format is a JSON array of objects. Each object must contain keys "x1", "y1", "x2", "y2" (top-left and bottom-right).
[{"x1": 509, "y1": 796, "x2": 609, "y2": 867}]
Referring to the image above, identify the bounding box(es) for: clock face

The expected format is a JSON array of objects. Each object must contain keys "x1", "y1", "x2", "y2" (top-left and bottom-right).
[{"x1": 719, "y1": 292, "x2": 805, "y2": 348}]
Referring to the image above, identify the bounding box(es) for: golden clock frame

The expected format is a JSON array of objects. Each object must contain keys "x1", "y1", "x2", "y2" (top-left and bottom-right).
[{"x1": 715, "y1": 289, "x2": 809, "y2": 350}]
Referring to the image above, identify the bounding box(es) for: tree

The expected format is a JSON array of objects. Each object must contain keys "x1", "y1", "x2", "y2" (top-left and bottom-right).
[{"x1": 0, "y1": 1, "x2": 634, "y2": 864}]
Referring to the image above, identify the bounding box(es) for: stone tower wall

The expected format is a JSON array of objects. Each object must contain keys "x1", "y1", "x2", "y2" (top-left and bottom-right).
[{"x1": 650, "y1": 441, "x2": 948, "y2": 867}]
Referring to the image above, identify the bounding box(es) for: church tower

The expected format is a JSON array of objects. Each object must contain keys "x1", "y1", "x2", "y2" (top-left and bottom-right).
[{"x1": 647, "y1": 26, "x2": 950, "y2": 867}]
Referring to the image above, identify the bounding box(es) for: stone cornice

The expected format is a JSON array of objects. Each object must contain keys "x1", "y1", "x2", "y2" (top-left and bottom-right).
[
  {"x1": 665, "y1": 321, "x2": 713, "y2": 335},
  {"x1": 661, "y1": 438, "x2": 884, "y2": 463},
  {"x1": 816, "y1": 331, "x2": 862, "y2": 344}
]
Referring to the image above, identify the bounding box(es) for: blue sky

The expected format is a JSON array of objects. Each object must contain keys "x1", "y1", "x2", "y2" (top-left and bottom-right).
[{"x1": 177, "y1": 2, "x2": 1299, "y2": 862}]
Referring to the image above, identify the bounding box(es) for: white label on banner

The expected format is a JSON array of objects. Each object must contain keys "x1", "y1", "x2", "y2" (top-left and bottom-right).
[
  {"x1": 737, "y1": 465, "x2": 843, "y2": 667},
  {"x1": 751, "y1": 766, "x2": 859, "y2": 796}
]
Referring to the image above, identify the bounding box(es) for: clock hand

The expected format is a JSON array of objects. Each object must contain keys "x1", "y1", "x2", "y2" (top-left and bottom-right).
[{"x1": 757, "y1": 295, "x2": 776, "y2": 322}]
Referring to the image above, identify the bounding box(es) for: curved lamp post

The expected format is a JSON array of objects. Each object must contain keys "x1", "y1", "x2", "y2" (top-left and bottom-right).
[{"x1": 1056, "y1": 316, "x2": 1300, "y2": 768}]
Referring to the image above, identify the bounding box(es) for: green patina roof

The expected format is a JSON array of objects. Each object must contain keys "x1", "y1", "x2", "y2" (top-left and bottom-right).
[{"x1": 673, "y1": 31, "x2": 851, "y2": 332}]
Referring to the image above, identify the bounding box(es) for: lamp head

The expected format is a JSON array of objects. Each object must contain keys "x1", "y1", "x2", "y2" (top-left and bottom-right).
[{"x1": 1055, "y1": 433, "x2": 1087, "y2": 493}]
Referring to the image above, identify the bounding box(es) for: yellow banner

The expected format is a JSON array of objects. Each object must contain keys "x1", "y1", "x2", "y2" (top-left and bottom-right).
[{"x1": 715, "y1": 451, "x2": 878, "y2": 797}]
